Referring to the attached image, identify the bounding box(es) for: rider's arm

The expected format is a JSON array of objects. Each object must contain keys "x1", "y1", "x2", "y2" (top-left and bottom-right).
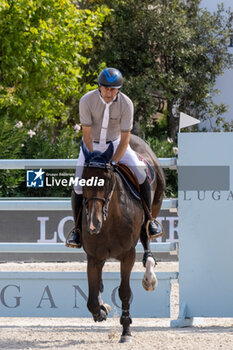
[
  {"x1": 111, "y1": 95, "x2": 133, "y2": 162},
  {"x1": 111, "y1": 131, "x2": 130, "y2": 162},
  {"x1": 79, "y1": 94, "x2": 93, "y2": 151},
  {"x1": 82, "y1": 126, "x2": 93, "y2": 152}
]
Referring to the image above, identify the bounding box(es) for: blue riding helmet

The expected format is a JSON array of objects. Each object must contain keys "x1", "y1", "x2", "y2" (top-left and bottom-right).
[{"x1": 97, "y1": 68, "x2": 123, "y2": 89}]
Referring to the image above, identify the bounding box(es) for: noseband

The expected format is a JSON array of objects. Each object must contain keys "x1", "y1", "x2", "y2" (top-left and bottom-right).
[{"x1": 83, "y1": 162, "x2": 115, "y2": 221}]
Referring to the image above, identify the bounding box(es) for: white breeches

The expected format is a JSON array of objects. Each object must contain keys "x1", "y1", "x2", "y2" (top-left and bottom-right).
[{"x1": 74, "y1": 138, "x2": 147, "y2": 194}]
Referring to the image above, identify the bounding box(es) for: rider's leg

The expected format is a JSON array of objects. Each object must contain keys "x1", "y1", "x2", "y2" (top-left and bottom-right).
[
  {"x1": 118, "y1": 143, "x2": 162, "y2": 237},
  {"x1": 117, "y1": 141, "x2": 147, "y2": 185},
  {"x1": 66, "y1": 190, "x2": 83, "y2": 248},
  {"x1": 139, "y1": 177, "x2": 162, "y2": 237},
  {"x1": 66, "y1": 146, "x2": 85, "y2": 248}
]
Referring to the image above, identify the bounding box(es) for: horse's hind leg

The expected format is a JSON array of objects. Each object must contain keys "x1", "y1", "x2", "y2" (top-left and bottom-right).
[
  {"x1": 141, "y1": 185, "x2": 165, "y2": 290},
  {"x1": 118, "y1": 248, "x2": 135, "y2": 343},
  {"x1": 87, "y1": 257, "x2": 110, "y2": 322},
  {"x1": 140, "y1": 225, "x2": 158, "y2": 291},
  {"x1": 140, "y1": 185, "x2": 164, "y2": 291}
]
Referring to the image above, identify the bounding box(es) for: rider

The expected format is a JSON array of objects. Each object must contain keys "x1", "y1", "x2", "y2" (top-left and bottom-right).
[{"x1": 66, "y1": 67, "x2": 162, "y2": 248}]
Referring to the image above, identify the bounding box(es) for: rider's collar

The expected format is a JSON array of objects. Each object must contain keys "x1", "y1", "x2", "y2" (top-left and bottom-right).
[{"x1": 98, "y1": 89, "x2": 119, "y2": 104}]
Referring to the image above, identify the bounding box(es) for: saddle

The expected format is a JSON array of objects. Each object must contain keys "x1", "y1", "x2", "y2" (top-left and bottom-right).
[
  {"x1": 114, "y1": 163, "x2": 141, "y2": 200},
  {"x1": 114, "y1": 163, "x2": 153, "y2": 221},
  {"x1": 114, "y1": 152, "x2": 155, "y2": 198}
]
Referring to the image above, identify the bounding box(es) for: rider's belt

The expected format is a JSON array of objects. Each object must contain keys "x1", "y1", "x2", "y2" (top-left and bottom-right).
[{"x1": 93, "y1": 139, "x2": 117, "y2": 144}]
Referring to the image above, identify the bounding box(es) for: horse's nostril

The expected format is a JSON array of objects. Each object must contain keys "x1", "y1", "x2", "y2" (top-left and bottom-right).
[
  {"x1": 89, "y1": 228, "x2": 100, "y2": 235},
  {"x1": 89, "y1": 222, "x2": 95, "y2": 231},
  {"x1": 90, "y1": 230, "x2": 99, "y2": 235}
]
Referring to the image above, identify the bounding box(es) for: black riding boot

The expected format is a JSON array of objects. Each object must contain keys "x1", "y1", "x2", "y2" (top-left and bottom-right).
[
  {"x1": 66, "y1": 191, "x2": 83, "y2": 248},
  {"x1": 139, "y1": 177, "x2": 162, "y2": 238}
]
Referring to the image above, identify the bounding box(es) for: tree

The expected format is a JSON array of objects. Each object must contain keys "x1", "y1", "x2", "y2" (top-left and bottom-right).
[
  {"x1": 81, "y1": 0, "x2": 233, "y2": 140},
  {"x1": 0, "y1": 0, "x2": 109, "y2": 196},
  {"x1": 0, "y1": 0, "x2": 109, "y2": 129}
]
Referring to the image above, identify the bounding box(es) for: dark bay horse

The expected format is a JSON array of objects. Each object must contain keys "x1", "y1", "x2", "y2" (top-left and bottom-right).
[{"x1": 80, "y1": 135, "x2": 165, "y2": 343}]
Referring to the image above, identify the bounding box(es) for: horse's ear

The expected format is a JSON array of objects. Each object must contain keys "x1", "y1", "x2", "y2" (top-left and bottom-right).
[
  {"x1": 81, "y1": 140, "x2": 91, "y2": 161},
  {"x1": 101, "y1": 142, "x2": 114, "y2": 162}
]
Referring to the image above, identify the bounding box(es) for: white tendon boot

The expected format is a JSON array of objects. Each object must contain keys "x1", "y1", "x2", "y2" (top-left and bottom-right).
[{"x1": 142, "y1": 256, "x2": 158, "y2": 291}]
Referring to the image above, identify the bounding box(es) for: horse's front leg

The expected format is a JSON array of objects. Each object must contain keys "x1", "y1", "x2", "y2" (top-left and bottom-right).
[
  {"x1": 140, "y1": 225, "x2": 158, "y2": 291},
  {"x1": 118, "y1": 248, "x2": 135, "y2": 343},
  {"x1": 87, "y1": 257, "x2": 110, "y2": 322}
]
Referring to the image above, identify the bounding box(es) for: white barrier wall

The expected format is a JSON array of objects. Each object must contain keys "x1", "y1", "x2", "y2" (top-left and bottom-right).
[
  {"x1": 0, "y1": 243, "x2": 178, "y2": 318},
  {"x1": 178, "y1": 132, "x2": 233, "y2": 318},
  {"x1": 0, "y1": 271, "x2": 178, "y2": 318}
]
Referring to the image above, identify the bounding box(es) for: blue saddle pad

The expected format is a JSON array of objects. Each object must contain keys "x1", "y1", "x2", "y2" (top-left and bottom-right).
[{"x1": 136, "y1": 153, "x2": 155, "y2": 185}]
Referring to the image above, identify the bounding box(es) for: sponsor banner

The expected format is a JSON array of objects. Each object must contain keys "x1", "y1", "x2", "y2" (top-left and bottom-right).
[
  {"x1": 0, "y1": 210, "x2": 178, "y2": 261},
  {"x1": 0, "y1": 210, "x2": 178, "y2": 244}
]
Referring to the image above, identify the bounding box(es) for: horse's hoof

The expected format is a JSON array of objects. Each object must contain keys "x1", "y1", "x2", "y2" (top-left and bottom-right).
[
  {"x1": 142, "y1": 273, "x2": 158, "y2": 291},
  {"x1": 119, "y1": 335, "x2": 133, "y2": 343},
  {"x1": 93, "y1": 309, "x2": 107, "y2": 322},
  {"x1": 101, "y1": 303, "x2": 111, "y2": 315}
]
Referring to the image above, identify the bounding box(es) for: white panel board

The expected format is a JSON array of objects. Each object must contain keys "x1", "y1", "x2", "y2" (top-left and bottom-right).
[
  {"x1": 178, "y1": 132, "x2": 233, "y2": 317},
  {"x1": 0, "y1": 271, "x2": 177, "y2": 318}
]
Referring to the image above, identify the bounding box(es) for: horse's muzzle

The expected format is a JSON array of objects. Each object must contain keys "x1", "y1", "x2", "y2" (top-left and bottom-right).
[
  {"x1": 89, "y1": 228, "x2": 100, "y2": 235},
  {"x1": 88, "y1": 220, "x2": 102, "y2": 235}
]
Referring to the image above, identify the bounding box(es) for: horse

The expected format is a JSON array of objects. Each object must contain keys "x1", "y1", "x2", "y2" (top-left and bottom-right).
[{"x1": 80, "y1": 135, "x2": 165, "y2": 343}]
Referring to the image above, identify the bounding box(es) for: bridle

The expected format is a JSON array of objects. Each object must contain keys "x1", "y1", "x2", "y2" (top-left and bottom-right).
[{"x1": 83, "y1": 162, "x2": 116, "y2": 222}]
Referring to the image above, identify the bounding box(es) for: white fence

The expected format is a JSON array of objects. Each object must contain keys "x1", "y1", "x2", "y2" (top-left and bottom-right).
[
  {"x1": 0, "y1": 158, "x2": 177, "y2": 169},
  {"x1": 0, "y1": 242, "x2": 177, "y2": 254},
  {"x1": 0, "y1": 198, "x2": 177, "y2": 211}
]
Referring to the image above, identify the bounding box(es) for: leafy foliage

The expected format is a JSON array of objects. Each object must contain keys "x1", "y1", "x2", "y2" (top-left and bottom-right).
[
  {"x1": 0, "y1": 116, "x2": 81, "y2": 196},
  {"x1": 81, "y1": 0, "x2": 233, "y2": 139},
  {"x1": 0, "y1": 0, "x2": 109, "y2": 196},
  {"x1": 147, "y1": 136, "x2": 178, "y2": 198},
  {"x1": 0, "y1": 116, "x2": 27, "y2": 196},
  {"x1": 0, "y1": 0, "x2": 109, "y2": 128}
]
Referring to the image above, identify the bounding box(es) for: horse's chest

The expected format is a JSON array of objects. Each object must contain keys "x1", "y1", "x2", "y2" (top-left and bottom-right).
[{"x1": 83, "y1": 232, "x2": 136, "y2": 260}]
